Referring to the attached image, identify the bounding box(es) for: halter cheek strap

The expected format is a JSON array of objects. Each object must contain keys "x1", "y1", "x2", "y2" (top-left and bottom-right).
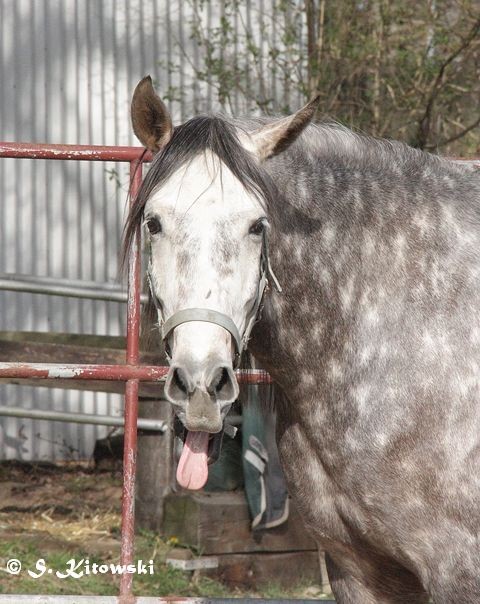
[{"x1": 148, "y1": 231, "x2": 281, "y2": 368}]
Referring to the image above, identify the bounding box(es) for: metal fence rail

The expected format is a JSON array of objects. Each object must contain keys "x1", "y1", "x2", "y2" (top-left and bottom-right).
[
  {"x1": 0, "y1": 598, "x2": 335, "y2": 603},
  {"x1": 0, "y1": 273, "x2": 148, "y2": 303},
  {"x1": 0, "y1": 141, "x2": 273, "y2": 603},
  {"x1": 0, "y1": 405, "x2": 167, "y2": 432}
]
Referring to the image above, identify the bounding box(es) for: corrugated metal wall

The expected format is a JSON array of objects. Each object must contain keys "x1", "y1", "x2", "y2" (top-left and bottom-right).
[{"x1": 0, "y1": 0, "x2": 307, "y2": 460}]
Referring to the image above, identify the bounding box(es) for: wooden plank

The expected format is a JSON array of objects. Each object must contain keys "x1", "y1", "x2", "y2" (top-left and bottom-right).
[
  {"x1": 162, "y1": 491, "x2": 317, "y2": 555},
  {"x1": 0, "y1": 331, "x2": 127, "y2": 349},
  {"x1": 204, "y1": 550, "x2": 321, "y2": 588},
  {"x1": 0, "y1": 376, "x2": 163, "y2": 397},
  {"x1": 0, "y1": 331, "x2": 163, "y2": 363},
  {"x1": 166, "y1": 546, "x2": 329, "y2": 589},
  {"x1": 0, "y1": 331, "x2": 166, "y2": 397},
  {"x1": 135, "y1": 398, "x2": 174, "y2": 530}
]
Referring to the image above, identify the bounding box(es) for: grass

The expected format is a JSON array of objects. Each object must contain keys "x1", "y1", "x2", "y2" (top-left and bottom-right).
[
  {"x1": 0, "y1": 462, "x2": 333, "y2": 599},
  {"x1": 0, "y1": 534, "x2": 231, "y2": 597},
  {"x1": 0, "y1": 533, "x2": 332, "y2": 598}
]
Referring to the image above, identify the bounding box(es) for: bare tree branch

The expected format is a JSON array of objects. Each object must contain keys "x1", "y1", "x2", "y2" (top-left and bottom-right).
[
  {"x1": 425, "y1": 114, "x2": 480, "y2": 149},
  {"x1": 415, "y1": 16, "x2": 480, "y2": 148}
]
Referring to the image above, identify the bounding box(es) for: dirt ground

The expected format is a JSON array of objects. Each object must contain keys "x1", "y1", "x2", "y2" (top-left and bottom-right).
[
  {"x1": 0, "y1": 461, "x2": 123, "y2": 558},
  {"x1": 0, "y1": 461, "x2": 331, "y2": 599}
]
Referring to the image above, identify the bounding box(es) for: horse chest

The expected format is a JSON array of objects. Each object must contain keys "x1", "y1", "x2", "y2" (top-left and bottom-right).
[{"x1": 275, "y1": 411, "x2": 372, "y2": 547}]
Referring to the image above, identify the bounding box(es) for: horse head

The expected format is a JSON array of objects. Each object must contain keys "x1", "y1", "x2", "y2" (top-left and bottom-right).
[{"x1": 127, "y1": 76, "x2": 319, "y2": 489}]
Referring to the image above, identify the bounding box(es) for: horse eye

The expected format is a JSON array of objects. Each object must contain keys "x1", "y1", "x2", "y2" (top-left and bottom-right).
[
  {"x1": 146, "y1": 217, "x2": 162, "y2": 235},
  {"x1": 249, "y1": 220, "x2": 265, "y2": 236}
]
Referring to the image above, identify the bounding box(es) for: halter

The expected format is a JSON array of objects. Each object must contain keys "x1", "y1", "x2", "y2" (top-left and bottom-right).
[{"x1": 147, "y1": 230, "x2": 282, "y2": 368}]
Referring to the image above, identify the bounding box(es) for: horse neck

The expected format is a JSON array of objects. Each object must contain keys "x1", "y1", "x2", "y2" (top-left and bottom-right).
[
  {"x1": 249, "y1": 138, "x2": 473, "y2": 407},
  {"x1": 249, "y1": 151, "x2": 338, "y2": 399},
  {"x1": 250, "y1": 139, "x2": 406, "y2": 402}
]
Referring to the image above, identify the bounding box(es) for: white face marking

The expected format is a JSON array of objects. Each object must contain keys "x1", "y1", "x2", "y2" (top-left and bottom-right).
[{"x1": 146, "y1": 151, "x2": 265, "y2": 402}]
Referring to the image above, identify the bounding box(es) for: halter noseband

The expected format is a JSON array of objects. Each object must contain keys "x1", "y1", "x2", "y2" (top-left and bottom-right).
[{"x1": 147, "y1": 230, "x2": 281, "y2": 368}]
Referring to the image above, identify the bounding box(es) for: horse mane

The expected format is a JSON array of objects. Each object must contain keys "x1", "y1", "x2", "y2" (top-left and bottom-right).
[{"x1": 123, "y1": 111, "x2": 475, "y2": 269}]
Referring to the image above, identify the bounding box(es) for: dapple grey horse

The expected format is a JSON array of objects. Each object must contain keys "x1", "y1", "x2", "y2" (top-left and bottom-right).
[{"x1": 124, "y1": 76, "x2": 480, "y2": 603}]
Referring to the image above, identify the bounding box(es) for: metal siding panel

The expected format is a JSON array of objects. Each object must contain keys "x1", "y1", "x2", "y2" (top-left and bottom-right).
[
  {"x1": 0, "y1": 0, "x2": 130, "y2": 460},
  {"x1": 0, "y1": 0, "x2": 303, "y2": 460}
]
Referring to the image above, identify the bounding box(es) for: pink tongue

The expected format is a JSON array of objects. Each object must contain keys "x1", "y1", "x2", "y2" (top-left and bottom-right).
[{"x1": 176, "y1": 431, "x2": 210, "y2": 490}]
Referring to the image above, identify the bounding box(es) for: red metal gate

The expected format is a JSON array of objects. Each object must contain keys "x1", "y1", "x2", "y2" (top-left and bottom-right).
[{"x1": 0, "y1": 141, "x2": 272, "y2": 602}]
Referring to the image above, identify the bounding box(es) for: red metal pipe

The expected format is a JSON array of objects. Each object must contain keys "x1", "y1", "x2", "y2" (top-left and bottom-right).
[
  {"x1": 233, "y1": 368, "x2": 273, "y2": 384},
  {"x1": 0, "y1": 141, "x2": 152, "y2": 163},
  {"x1": 0, "y1": 362, "x2": 168, "y2": 381},
  {"x1": 120, "y1": 159, "x2": 144, "y2": 599},
  {"x1": 126, "y1": 161, "x2": 143, "y2": 366},
  {"x1": 0, "y1": 362, "x2": 273, "y2": 383}
]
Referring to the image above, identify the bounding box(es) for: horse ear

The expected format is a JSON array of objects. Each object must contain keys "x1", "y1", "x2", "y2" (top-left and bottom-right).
[
  {"x1": 131, "y1": 76, "x2": 173, "y2": 153},
  {"x1": 247, "y1": 96, "x2": 320, "y2": 160}
]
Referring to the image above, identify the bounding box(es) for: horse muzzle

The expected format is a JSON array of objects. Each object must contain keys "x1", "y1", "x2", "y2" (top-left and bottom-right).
[
  {"x1": 164, "y1": 362, "x2": 239, "y2": 427},
  {"x1": 185, "y1": 387, "x2": 223, "y2": 433},
  {"x1": 168, "y1": 374, "x2": 236, "y2": 491}
]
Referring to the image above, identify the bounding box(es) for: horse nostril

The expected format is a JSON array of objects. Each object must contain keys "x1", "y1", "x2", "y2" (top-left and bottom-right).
[
  {"x1": 173, "y1": 368, "x2": 188, "y2": 394},
  {"x1": 165, "y1": 365, "x2": 191, "y2": 403},
  {"x1": 165, "y1": 364, "x2": 239, "y2": 405},
  {"x1": 208, "y1": 366, "x2": 239, "y2": 403},
  {"x1": 215, "y1": 368, "x2": 229, "y2": 393}
]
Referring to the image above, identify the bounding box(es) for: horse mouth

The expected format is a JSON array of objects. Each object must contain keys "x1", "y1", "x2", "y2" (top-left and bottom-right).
[
  {"x1": 175, "y1": 418, "x2": 224, "y2": 464},
  {"x1": 174, "y1": 417, "x2": 224, "y2": 490}
]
